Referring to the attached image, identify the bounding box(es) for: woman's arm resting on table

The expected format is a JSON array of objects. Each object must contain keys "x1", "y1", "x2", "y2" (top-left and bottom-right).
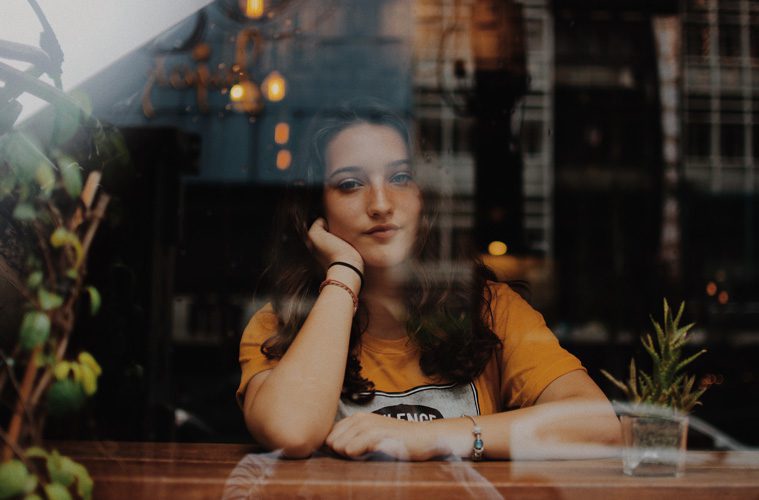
[
  {"x1": 326, "y1": 370, "x2": 621, "y2": 461},
  {"x1": 242, "y1": 264, "x2": 361, "y2": 458}
]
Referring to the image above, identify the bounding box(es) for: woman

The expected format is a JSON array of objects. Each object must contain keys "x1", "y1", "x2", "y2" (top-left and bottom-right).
[{"x1": 237, "y1": 100, "x2": 621, "y2": 460}]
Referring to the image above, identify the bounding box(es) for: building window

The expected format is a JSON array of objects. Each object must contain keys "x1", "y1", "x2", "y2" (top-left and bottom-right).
[
  {"x1": 418, "y1": 117, "x2": 442, "y2": 152},
  {"x1": 720, "y1": 123, "x2": 744, "y2": 158},
  {"x1": 685, "y1": 23, "x2": 710, "y2": 57},
  {"x1": 719, "y1": 24, "x2": 742, "y2": 58},
  {"x1": 686, "y1": 122, "x2": 711, "y2": 158},
  {"x1": 521, "y1": 121, "x2": 543, "y2": 155}
]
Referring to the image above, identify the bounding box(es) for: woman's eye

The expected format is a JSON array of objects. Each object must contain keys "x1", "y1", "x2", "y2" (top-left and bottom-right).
[
  {"x1": 337, "y1": 179, "x2": 362, "y2": 191},
  {"x1": 390, "y1": 172, "x2": 413, "y2": 185}
]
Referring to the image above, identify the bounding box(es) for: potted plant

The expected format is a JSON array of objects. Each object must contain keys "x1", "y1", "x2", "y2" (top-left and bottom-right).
[{"x1": 601, "y1": 299, "x2": 708, "y2": 477}]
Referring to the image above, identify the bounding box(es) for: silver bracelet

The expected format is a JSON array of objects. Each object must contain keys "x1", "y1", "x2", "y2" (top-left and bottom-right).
[{"x1": 462, "y1": 414, "x2": 484, "y2": 461}]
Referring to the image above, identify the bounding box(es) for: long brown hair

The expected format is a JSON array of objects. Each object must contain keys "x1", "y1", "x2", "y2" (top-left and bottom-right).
[{"x1": 260, "y1": 99, "x2": 501, "y2": 402}]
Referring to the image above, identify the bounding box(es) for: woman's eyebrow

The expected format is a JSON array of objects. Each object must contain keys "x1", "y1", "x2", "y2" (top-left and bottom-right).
[
  {"x1": 386, "y1": 159, "x2": 411, "y2": 168},
  {"x1": 327, "y1": 160, "x2": 411, "y2": 180},
  {"x1": 326, "y1": 166, "x2": 362, "y2": 180}
]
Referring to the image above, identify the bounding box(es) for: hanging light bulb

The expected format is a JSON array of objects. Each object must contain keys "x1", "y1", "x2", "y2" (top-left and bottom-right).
[
  {"x1": 262, "y1": 71, "x2": 286, "y2": 102},
  {"x1": 229, "y1": 80, "x2": 263, "y2": 114},
  {"x1": 242, "y1": 0, "x2": 265, "y2": 19},
  {"x1": 229, "y1": 84, "x2": 245, "y2": 101}
]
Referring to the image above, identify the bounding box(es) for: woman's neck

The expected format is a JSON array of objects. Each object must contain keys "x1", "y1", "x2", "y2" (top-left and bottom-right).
[{"x1": 360, "y1": 265, "x2": 409, "y2": 340}]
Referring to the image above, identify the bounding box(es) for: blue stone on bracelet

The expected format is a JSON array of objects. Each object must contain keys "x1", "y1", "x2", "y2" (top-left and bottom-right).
[{"x1": 474, "y1": 439, "x2": 483, "y2": 449}]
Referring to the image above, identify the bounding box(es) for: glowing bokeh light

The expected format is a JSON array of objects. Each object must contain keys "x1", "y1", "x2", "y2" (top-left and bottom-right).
[
  {"x1": 262, "y1": 71, "x2": 286, "y2": 102},
  {"x1": 274, "y1": 122, "x2": 290, "y2": 144},
  {"x1": 276, "y1": 149, "x2": 292, "y2": 170},
  {"x1": 488, "y1": 241, "x2": 508, "y2": 256},
  {"x1": 244, "y1": 0, "x2": 264, "y2": 19},
  {"x1": 229, "y1": 84, "x2": 245, "y2": 101}
]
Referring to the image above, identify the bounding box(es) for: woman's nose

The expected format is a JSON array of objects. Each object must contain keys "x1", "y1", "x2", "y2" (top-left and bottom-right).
[{"x1": 367, "y1": 184, "x2": 393, "y2": 217}]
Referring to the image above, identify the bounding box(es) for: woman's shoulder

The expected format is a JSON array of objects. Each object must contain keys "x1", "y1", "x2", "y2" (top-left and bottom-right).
[
  {"x1": 483, "y1": 280, "x2": 544, "y2": 334},
  {"x1": 241, "y1": 302, "x2": 280, "y2": 342},
  {"x1": 484, "y1": 280, "x2": 530, "y2": 306}
]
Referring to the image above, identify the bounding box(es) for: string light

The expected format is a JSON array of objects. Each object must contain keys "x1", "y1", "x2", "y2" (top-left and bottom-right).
[
  {"x1": 276, "y1": 149, "x2": 292, "y2": 170},
  {"x1": 274, "y1": 122, "x2": 290, "y2": 144},
  {"x1": 262, "y1": 71, "x2": 286, "y2": 102},
  {"x1": 243, "y1": 0, "x2": 265, "y2": 19},
  {"x1": 229, "y1": 84, "x2": 245, "y2": 101}
]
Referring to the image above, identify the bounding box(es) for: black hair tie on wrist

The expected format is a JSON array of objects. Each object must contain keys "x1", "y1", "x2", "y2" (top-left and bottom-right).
[{"x1": 328, "y1": 261, "x2": 364, "y2": 289}]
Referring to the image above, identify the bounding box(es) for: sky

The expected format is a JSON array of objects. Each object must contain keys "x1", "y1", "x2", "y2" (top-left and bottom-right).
[{"x1": 1, "y1": 0, "x2": 214, "y2": 123}]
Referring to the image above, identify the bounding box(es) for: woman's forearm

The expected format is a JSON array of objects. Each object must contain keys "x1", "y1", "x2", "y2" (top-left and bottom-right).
[
  {"x1": 245, "y1": 266, "x2": 360, "y2": 456},
  {"x1": 420, "y1": 395, "x2": 622, "y2": 460}
]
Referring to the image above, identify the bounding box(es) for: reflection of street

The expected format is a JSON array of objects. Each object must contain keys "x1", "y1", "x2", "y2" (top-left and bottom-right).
[{"x1": 222, "y1": 451, "x2": 504, "y2": 500}]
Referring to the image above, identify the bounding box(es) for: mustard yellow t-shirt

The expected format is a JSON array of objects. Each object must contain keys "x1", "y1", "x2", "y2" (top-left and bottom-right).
[{"x1": 236, "y1": 282, "x2": 584, "y2": 420}]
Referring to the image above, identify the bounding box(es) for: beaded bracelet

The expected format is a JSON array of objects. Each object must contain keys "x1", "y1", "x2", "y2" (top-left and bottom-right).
[
  {"x1": 319, "y1": 278, "x2": 358, "y2": 314},
  {"x1": 462, "y1": 414, "x2": 484, "y2": 461}
]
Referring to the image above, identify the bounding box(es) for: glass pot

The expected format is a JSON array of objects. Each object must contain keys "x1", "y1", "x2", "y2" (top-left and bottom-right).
[{"x1": 620, "y1": 414, "x2": 689, "y2": 477}]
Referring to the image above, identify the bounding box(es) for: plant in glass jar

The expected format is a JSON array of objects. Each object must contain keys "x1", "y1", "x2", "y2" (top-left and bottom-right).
[{"x1": 601, "y1": 299, "x2": 708, "y2": 477}]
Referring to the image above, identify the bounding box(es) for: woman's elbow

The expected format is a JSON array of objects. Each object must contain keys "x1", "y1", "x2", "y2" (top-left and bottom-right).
[
  {"x1": 246, "y1": 417, "x2": 324, "y2": 458},
  {"x1": 601, "y1": 415, "x2": 623, "y2": 446}
]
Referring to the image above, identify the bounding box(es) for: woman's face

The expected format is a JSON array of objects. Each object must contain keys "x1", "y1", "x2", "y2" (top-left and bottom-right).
[{"x1": 323, "y1": 123, "x2": 422, "y2": 269}]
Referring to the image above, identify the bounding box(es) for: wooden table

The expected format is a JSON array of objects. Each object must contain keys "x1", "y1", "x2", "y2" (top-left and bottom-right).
[{"x1": 54, "y1": 441, "x2": 759, "y2": 499}]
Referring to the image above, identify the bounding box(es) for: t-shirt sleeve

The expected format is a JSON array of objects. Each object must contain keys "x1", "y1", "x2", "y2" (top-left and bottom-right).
[
  {"x1": 236, "y1": 303, "x2": 280, "y2": 408},
  {"x1": 489, "y1": 283, "x2": 585, "y2": 409}
]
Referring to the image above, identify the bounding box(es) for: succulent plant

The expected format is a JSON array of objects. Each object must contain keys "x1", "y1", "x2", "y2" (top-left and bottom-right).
[{"x1": 602, "y1": 299, "x2": 708, "y2": 414}]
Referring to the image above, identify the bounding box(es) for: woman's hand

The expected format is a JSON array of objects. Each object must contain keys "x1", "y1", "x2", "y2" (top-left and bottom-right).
[
  {"x1": 325, "y1": 413, "x2": 444, "y2": 461},
  {"x1": 307, "y1": 218, "x2": 363, "y2": 273}
]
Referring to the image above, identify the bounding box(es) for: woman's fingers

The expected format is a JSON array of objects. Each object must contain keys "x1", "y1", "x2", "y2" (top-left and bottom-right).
[
  {"x1": 306, "y1": 218, "x2": 363, "y2": 271},
  {"x1": 326, "y1": 414, "x2": 411, "y2": 459}
]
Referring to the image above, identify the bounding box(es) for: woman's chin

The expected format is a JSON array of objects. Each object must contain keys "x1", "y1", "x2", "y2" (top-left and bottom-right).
[{"x1": 361, "y1": 253, "x2": 411, "y2": 271}]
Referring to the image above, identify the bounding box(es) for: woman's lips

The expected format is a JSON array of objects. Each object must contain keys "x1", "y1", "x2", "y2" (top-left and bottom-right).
[{"x1": 365, "y1": 225, "x2": 400, "y2": 239}]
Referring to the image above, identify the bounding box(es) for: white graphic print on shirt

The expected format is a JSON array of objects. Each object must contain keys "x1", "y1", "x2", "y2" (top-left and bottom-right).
[{"x1": 336, "y1": 382, "x2": 480, "y2": 421}]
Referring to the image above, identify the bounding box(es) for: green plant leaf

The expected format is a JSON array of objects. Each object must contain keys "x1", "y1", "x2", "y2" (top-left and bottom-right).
[
  {"x1": 46, "y1": 379, "x2": 86, "y2": 416},
  {"x1": 43, "y1": 482, "x2": 72, "y2": 500},
  {"x1": 45, "y1": 450, "x2": 93, "y2": 499},
  {"x1": 65, "y1": 268, "x2": 78, "y2": 280},
  {"x1": 38, "y1": 288, "x2": 64, "y2": 311},
  {"x1": 600, "y1": 369, "x2": 629, "y2": 396},
  {"x1": 25, "y1": 447, "x2": 49, "y2": 459},
  {"x1": 27, "y1": 271, "x2": 43, "y2": 289},
  {"x1": 627, "y1": 359, "x2": 640, "y2": 401},
  {"x1": 0, "y1": 132, "x2": 54, "y2": 183},
  {"x1": 47, "y1": 450, "x2": 74, "y2": 487},
  {"x1": 72, "y1": 465, "x2": 93, "y2": 500},
  {"x1": 675, "y1": 349, "x2": 707, "y2": 374},
  {"x1": 0, "y1": 173, "x2": 17, "y2": 198},
  {"x1": 35, "y1": 162, "x2": 56, "y2": 197},
  {"x1": 85, "y1": 286, "x2": 101, "y2": 316},
  {"x1": 0, "y1": 459, "x2": 31, "y2": 499},
  {"x1": 50, "y1": 228, "x2": 83, "y2": 268},
  {"x1": 78, "y1": 352, "x2": 102, "y2": 376},
  {"x1": 23, "y1": 494, "x2": 43, "y2": 500},
  {"x1": 674, "y1": 300, "x2": 685, "y2": 327},
  {"x1": 59, "y1": 156, "x2": 82, "y2": 198},
  {"x1": 12, "y1": 202, "x2": 36, "y2": 221},
  {"x1": 79, "y1": 364, "x2": 97, "y2": 396},
  {"x1": 19, "y1": 311, "x2": 51, "y2": 350}
]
